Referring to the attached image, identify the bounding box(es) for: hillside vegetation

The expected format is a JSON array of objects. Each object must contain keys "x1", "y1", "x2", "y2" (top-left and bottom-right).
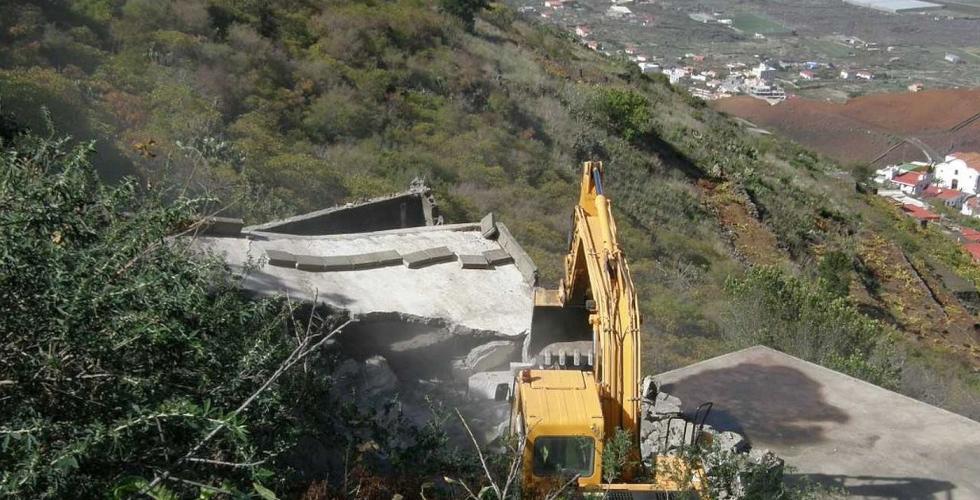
[{"x1": 1, "y1": 0, "x2": 979, "y2": 495}]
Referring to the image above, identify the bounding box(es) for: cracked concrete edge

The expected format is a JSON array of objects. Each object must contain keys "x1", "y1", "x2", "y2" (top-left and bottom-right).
[
  {"x1": 244, "y1": 222, "x2": 481, "y2": 241},
  {"x1": 495, "y1": 222, "x2": 538, "y2": 285}
]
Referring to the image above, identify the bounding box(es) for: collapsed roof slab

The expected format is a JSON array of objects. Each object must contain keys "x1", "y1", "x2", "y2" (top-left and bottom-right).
[
  {"x1": 194, "y1": 222, "x2": 534, "y2": 340},
  {"x1": 655, "y1": 346, "x2": 980, "y2": 499}
]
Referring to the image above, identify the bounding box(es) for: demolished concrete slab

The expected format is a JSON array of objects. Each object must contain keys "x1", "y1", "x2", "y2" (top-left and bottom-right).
[
  {"x1": 194, "y1": 222, "x2": 533, "y2": 382},
  {"x1": 655, "y1": 346, "x2": 980, "y2": 499}
]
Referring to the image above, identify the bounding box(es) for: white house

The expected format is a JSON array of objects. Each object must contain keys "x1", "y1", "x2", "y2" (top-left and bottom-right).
[
  {"x1": 638, "y1": 62, "x2": 661, "y2": 74},
  {"x1": 922, "y1": 185, "x2": 968, "y2": 209},
  {"x1": 606, "y1": 5, "x2": 632, "y2": 17},
  {"x1": 962, "y1": 196, "x2": 980, "y2": 217},
  {"x1": 890, "y1": 171, "x2": 931, "y2": 196},
  {"x1": 934, "y1": 152, "x2": 980, "y2": 194}
]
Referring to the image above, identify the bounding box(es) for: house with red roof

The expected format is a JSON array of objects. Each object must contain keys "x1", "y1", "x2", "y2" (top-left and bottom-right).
[
  {"x1": 921, "y1": 185, "x2": 968, "y2": 209},
  {"x1": 963, "y1": 242, "x2": 980, "y2": 263},
  {"x1": 901, "y1": 203, "x2": 940, "y2": 223},
  {"x1": 935, "y1": 152, "x2": 980, "y2": 194},
  {"x1": 959, "y1": 227, "x2": 980, "y2": 243},
  {"x1": 890, "y1": 171, "x2": 931, "y2": 196}
]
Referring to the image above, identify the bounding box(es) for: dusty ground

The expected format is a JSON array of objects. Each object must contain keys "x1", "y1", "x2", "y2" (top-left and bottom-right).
[{"x1": 712, "y1": 89, "x2": 980, "y2": 165}]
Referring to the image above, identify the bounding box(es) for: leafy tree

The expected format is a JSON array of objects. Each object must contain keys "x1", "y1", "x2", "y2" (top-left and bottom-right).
[
  {"x1": 590, "y1": 88, "x2": 652, "y2": 142},
  {"x1": 439, "y1": 0, "x2": 489, "y2": 32}
]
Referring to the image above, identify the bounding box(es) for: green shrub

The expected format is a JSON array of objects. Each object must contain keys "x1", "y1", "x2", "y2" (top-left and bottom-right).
[
  {"x1": 725, "y1": 267, "x2": 899, "y2": 387},
  {"x1": 590, "y1": 88, "x2": 652, "y2": 142}
]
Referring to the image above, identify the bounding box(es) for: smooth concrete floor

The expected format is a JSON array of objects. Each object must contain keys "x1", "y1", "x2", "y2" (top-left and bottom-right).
[{"x1": 655, "y1": 346, "x2": 980, "y2": 500}]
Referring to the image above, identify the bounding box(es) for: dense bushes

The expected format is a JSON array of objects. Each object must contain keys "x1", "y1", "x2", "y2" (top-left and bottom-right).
[
  {"x1": 0, "y1": 133, "x2": 486, "y2": 498},
  {"x1": 724, "y1": 267, "x2": 899, "y2": 387},
  {"x1": 0, "y1": 134, "x2": 295, "y2": 497}
]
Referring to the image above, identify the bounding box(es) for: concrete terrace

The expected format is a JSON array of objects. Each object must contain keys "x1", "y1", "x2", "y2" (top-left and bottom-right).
[{"x1": 655, "y1": 346, "x2": 980, "y2": 499}]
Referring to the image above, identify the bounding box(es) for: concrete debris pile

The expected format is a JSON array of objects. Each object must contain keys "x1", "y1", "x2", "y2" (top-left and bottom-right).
[{"x1": 640, "y1": 376, "x2": 785, "y2": 499}]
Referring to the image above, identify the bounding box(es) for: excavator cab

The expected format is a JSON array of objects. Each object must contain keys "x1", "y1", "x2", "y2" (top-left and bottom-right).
[{"x1": 510, "y1": 369, "x2": 605, "y2": 492}]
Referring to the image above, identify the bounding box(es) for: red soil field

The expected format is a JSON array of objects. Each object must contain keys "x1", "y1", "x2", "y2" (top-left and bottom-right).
[{"x1": 712, "y1": 89, "x2": 980, "y2": 166}]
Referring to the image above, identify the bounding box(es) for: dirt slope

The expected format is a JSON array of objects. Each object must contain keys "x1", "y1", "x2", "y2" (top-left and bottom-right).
[{"x1": 713, "y1": 89, "x2": 980, "y2": 165}]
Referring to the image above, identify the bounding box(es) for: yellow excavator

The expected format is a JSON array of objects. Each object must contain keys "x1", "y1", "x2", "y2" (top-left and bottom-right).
[{"x1": 509, "y1": 161, "x2": 710, "y2": 498}]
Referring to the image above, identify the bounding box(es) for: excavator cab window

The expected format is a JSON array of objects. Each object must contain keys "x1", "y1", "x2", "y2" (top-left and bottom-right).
[{"x1": 532, "y1": 436, "x2": 595, "y2": 478}]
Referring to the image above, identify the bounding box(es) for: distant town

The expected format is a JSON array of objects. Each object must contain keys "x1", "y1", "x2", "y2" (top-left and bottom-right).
[{"x1": 512, "y1": 0, "x2": 979, "y2": 104}]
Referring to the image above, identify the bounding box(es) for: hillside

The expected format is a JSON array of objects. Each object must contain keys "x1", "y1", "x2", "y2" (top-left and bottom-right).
[
  {"x1": 1, "y1": 0, "x2": 979, "y2": 496},
  {"x1": 713, "y1": 89, "x2": 980, "y2": 166}
]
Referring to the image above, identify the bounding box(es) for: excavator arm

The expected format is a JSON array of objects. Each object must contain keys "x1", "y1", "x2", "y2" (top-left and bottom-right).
[{"x1": 558, "y1": 161, "x2": 642, "y2": 440}]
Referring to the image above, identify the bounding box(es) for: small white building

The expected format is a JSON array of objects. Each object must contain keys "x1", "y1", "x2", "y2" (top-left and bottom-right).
[
  {"x1": 934, "y1": 152, "x2": 980, "y2": 194},
  {"x1": 890, "y1": 170, "x2": 931, "y2": 196},
  {"x1": 840, "y1": 69, "x2": 852, "y2": 79},
  {"x1": 607, "y1": 5, "x2": 632, "y2": 17},
  {"x1": 664, "y1": 67, "x2": 689, "y2": 84},
  {"x1": 962, "y1": 196, "x2": 980, "y2": 217},
  {"x1": 945, "y1": 53, "x2": 962, "y2": 64},
  {"x1": 856, "y1": 70, "x2": 874, "y2": 80},
  {"x1": 922, "y1": 185, "x2": 968, "y2": 209},
  {"x1": 575, "y1": 25, "x2": 591, "y2": 38},
  {"x1": 799, "y1": 70, "x2": 815, "y2": 80},
  {"x1": 638, "y1": 62, "x2": 661, "y2": 74}
]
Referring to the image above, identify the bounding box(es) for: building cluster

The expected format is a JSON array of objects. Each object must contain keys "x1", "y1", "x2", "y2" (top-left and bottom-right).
[
  {"x1": 875, "y1": 152, "x2": 980, "y2": 261},
  {"x1": 520, "y1": 0, "x2": 963, "y2": 104}
]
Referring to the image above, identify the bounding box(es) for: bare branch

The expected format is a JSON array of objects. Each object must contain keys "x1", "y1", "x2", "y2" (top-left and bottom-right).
[
  {"x1": 455, "y1": 408, "x2": 501, "y2": 499},
  {"x1": 184, "y1": 457, "x2": 267, "y2": 468},
  {"x1": 136, "y1": 318, "x2": 354, "y2": 497}
]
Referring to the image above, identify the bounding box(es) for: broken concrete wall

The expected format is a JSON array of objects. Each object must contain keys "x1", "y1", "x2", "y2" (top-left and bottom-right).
[
  {"x1": 245, "y1": 186, "x2": 439, "y2": 236},
  {"x1": 495, "y1": 222, "x2": 538, "y2": 285}
]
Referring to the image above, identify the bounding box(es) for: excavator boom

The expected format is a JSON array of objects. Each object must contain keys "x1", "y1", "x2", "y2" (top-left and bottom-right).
[{"x1": 513, "y1": 162, "x2": 708, "y2": 498}]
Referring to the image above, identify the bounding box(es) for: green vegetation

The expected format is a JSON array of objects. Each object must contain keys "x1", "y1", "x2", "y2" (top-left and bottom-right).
[
  {"x1": 730, "y1": 12, "x2": 791, "y2": 35},
  {"x1": 0, "y1": 132, "x2": 485, "y2": 498},
  {"x1": 1, "y1": 0, "x2": 978, "y2": 495},
  {"x1": 725, "y1": 267, "x2": 898, "y2": 387}
]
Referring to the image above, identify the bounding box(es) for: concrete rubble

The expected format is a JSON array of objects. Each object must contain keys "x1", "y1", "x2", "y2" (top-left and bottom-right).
[
  {"x1": 640, "y1": 375, "x2": 785, "y2": 499},
  {"x1": 452, "y1": 340, "x2": 521, "y2": 379}
]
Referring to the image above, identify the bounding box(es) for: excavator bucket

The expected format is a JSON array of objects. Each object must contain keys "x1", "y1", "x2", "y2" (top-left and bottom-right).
[{"x1": 528, "y1": 288, "x2": 594, "y2": 367}]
